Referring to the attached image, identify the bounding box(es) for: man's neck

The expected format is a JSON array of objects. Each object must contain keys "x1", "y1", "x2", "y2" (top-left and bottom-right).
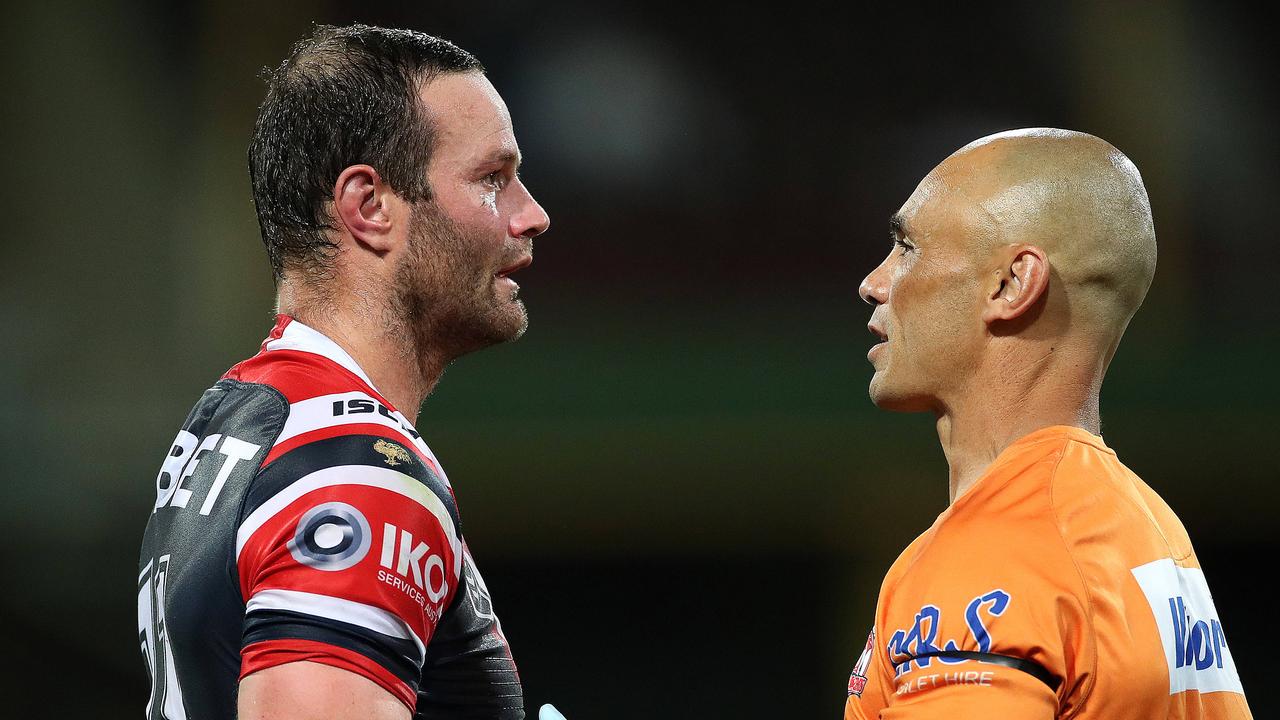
[
  {"x1": 935, "y1": 350, "x2": 1101, "y2": 504},
  {"x1": 278, "y1": 287, "x2": 446, "y2": 425}
]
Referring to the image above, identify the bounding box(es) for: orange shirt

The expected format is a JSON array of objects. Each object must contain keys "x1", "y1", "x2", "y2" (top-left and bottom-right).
[{"x1": 844, "y1": 426, "x2": 1251, "y2": 719}]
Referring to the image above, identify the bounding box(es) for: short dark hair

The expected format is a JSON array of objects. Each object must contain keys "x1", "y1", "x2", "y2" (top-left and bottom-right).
[{"x1": 248, "y1": 24, "x2": 484, "y2": 279}]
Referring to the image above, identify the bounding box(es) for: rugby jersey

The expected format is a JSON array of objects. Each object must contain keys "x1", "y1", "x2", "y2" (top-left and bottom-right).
[
  {"x1": 138, "y1": 315, "x2": 521, "y2": 719},
  {"x1": 844, "y1": 426, "x2": 1251, "y2": 719}
]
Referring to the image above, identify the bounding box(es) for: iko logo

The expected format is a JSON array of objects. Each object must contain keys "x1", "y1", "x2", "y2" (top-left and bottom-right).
[
  {"x1": 379, "y1": 523, "x2": 448, "y2": 604},
  {"x1": 887, "y1": 589, "x2": 1010, "y2": 676},
  {"x1": 1131, "y1": 558, "x2": 1244, "y2": 695},
  {"x1": 288, "y1": 502, "x2": 371, "y2": 571}
]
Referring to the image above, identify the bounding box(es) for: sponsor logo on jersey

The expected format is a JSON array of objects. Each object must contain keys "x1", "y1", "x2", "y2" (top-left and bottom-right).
[
  {"x1": 379, "y1": 522, "x2": 449, "y2": 606},
  {"x1": 462, "y1": 552, "x2": 496, "y2": 621},
  {"x1": 287, "y1": 502, "x2": 372, "y2": 571},
  {"x1": 373, "y1": 439, "x2": 413, "y2": 467},
  {"x1": 895, "y1": 670, "x2": 994, "y2": 696},
  {"x1": 332, "y1": 397, "x2": 421, "y2": 440},
  {"x1": 887, "y1": 589, "x2": 1010, "y2": 676},
  {"x1": 1131, "y1": 558, "x2": 1244, "y2": 695},
  {"x1": 154, "y1": 431, "x2": 262, "y2": 515},
  {"x1": 848, "y1": 628, "x2": 875, "y2": 696}
]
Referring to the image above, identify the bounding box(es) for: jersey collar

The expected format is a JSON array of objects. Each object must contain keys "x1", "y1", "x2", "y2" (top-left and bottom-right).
[{"x1": 262, "y1": 314, "x2": 380, "y2": 393}]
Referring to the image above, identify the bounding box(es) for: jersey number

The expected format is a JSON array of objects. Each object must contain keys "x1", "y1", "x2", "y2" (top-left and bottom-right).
[{"x1": 138, "y1": 555, "x2": 188, "y2": 720}]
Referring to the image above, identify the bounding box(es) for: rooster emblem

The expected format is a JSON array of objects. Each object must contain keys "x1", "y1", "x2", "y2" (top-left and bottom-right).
[{"x1": 373, "y1": 439, "x2": 412, "y2": 467}]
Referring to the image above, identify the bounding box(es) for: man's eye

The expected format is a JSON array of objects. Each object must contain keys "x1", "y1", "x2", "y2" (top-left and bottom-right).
[{"x1": 894, "y1": 239, "x2": 914, "y2": 255}]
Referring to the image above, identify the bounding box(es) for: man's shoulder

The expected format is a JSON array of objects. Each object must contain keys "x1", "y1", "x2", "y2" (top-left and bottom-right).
[
  {"x1": 224, "y1": 346, "x2": 368, "y2": 403},
  {"x1": 875, "y1": 452, "x2": 1088, "y2": 642},
  {"x1": 1044, "y1": 436, "x2": 1191, "y2": 567},
  {"x1": 885, "y1": 462, "x2": 1064, "y2": 587},
  {"x1": 882, "y1": 501, "x2": 1077, "y2": 614}
]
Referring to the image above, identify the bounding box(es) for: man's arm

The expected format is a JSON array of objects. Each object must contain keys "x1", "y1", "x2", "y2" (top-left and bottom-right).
[
  {"x1": 415, "y1": 546, "x2": 524, "y2": 717},
  {"x1": 235, "y1": 433, "x2": 467, "y2": 715},
  {"x1": 239, "y1": 661, "x2": 409, "y2": 720},
  {"x1": 874, "y1": 654, "x2": 1058, "y2": 719}
]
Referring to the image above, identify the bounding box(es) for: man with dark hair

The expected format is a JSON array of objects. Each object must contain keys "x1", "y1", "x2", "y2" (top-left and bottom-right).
[
  {"x1": 844, "y1": 129, "x2": 1251, "y2": 718},
  {"x1": 138, "y1": 24, "x2": 548, "y2": 720}
]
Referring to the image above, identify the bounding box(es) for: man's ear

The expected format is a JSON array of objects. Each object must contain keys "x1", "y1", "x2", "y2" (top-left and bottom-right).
[
  {"x1": 982, "y1": 245, "x2": 1050, "y2": 325},
  {"x1": 333, "y1": 165, "x2": 396, "y2": 254}
]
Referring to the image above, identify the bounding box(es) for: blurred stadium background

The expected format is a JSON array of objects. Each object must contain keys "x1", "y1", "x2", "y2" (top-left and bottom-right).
[{"x1": 2, "y1": 0, "x2": 1276, "y2": 716}]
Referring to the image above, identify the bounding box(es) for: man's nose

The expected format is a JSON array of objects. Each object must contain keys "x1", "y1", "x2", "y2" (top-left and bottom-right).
[
  {"x1": 509, "y1": 179, "x2": 550, "y2": 239},
  {"x1": 860, "y1": 264, "x2": 888, "y2": 306}
]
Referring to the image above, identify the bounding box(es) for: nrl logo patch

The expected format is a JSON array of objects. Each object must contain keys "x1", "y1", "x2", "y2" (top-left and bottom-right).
[
  {"x1": 848, "y1": 628, "x2": 875, "y2": 696},
  {"x1": 373, "y1": 439, "x2": 412, "y2": 467}
]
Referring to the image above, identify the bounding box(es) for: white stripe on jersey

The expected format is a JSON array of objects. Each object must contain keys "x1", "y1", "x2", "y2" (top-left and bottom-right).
[
  {"x1": 264, "y1": 319, "x2": 452, "y2": 487},
  {"x1": 245, "y1": 588, "x2": 426, "y2": 663},
  {"x1": 275, "y1": 391, "x2": 424, "y2": 452},
  {"x1": 236, "y1": 465, "x2": 462, "y2": 580},
  {"x1": 265, "y1": 320, "x2": 378, "y2": 389}
]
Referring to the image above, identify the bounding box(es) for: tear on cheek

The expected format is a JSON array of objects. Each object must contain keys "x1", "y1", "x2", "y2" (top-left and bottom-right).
[{"x1": 480, "y1": 191, "x2": 497, "y2": 213}]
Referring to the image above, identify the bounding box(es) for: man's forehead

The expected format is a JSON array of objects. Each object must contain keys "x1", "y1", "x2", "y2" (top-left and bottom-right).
[
  {"x1": 420, "y1": 72, "x2": 517, "y2": 156},
  {"x1": 895, "y1": 170, "x2": 995, "y2": 244},
  {"x1": 896, "y1": 174, "x2": 951, "y2": 231}
]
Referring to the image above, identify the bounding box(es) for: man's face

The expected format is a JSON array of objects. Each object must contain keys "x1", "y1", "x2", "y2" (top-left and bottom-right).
[
  {"x1": 859, "y1": 172, "x2": 991, "y2": 412},
  {"x1": 395, "y1": 72, "x2": 550, "y2": 358}
]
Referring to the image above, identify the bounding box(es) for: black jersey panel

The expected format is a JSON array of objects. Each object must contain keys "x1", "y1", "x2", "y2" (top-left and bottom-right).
[
  {"x1": 138, "y1": 380, "x2": 287, "y2": 720},
  {"x1": 243, "y1": 609, "x2": 423, "y2": 687},
  {"x1": 416, "y1": 552, "x2": 524, "y2": 720},
  {"x1": 245, "y1": 434, "x2": 462, "y2": 541}
]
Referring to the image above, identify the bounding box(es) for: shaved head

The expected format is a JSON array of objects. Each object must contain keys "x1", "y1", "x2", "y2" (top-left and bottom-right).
[
  {"x1": 861, "y1": 128, "x2": 1158, "y2": 416},
  {"x1": 931, "y1": 128, "x2": 1157, "y2": 335}
]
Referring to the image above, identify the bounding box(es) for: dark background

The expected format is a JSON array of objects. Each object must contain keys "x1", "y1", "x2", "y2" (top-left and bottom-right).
[{"x1": 2, "y1": 0, "x2": 1276, "y2": 717}]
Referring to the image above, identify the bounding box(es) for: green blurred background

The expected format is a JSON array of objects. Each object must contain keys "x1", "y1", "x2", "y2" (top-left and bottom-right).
[{"x1": 2, "y1": 0, "x2": 1276, "y2": 716}]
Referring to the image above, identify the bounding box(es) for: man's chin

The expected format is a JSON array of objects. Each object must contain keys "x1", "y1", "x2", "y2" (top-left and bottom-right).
[
  {"x1": 501, "y1": 300, "x2": 528, "y2": 342},
  {"x1": 474, "y1": 301, "x2": 528, "y2": 347},
  {"x1": 868, "y1": 377, "x2": 933, "y2": 413}
]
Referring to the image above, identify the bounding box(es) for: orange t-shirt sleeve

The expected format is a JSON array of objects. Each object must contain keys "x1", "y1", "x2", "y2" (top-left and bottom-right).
[
  {"x1": 844, "y1": 627, "x2": 892, "y2": 720},
  {"x1": 875, "y1": 656, "x2": 1057, "y2": 720},
  {"x1": 846, "y1": 636, "x2": 1059, "y2": 720}
]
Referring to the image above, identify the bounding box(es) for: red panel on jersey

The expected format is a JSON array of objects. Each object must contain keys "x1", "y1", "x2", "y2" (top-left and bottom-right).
[
  {"x1": 241, "y1": 638, "x2": 416, "y2": 711},
  {"x1": 225, "y1": 350, "x2": 391, "y2": 406},
  {"x1": 238, "y1": 475, "x2": 460, "y2": 698}
]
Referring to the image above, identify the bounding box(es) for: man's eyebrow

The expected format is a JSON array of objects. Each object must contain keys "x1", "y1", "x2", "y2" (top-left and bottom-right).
[
  {"x1": 889, "y1": 213, "x2": 906, "y2": 238},
  {"x1": 480, "y1": 149, "x2": 521, "y2": 168}
]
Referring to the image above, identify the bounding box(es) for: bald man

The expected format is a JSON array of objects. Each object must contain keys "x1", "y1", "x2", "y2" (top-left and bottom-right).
[{"x1": 844, "y1": 129, "x2": 1252, "y2": 719}]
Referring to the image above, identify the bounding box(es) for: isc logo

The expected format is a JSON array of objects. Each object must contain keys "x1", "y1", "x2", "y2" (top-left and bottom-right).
[
  {"x1": 379, "y1": 523, "x2": 448, "y2": 604},
  {"x1": 332, "y1": 398, "x2": 421, "y2": 440}
]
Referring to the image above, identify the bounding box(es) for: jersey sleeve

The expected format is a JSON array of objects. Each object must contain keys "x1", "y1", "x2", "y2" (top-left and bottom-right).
[
  {"x1": 415, "y1": 544, "x2": 524, "y2": 718},
  {"x1": 234, "y1": 433, "x2": 463, "y2": 711},
  {"x1": 872, "y1": 656, "x2": 1058, "y2": 719},
  {"x1": 845, "y1": 627, "x2": 893, "y2": 720},
  {"x1": 846, "y1": 596, "x2": 1074, "y2": 720},
  {"x1": 850, "y1": 506, "x2": 1096, "y2": 719}
]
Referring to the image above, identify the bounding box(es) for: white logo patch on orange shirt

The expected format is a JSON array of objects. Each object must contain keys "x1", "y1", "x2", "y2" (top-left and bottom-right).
[{"x1": 1131, "y1": 558, "x2": 1243, "y2": 695}]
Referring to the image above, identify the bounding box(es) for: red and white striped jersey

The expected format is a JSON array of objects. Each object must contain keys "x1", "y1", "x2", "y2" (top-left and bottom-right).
[{"x1": 138, "y1": 315, "x2": 521, "y2": 720}]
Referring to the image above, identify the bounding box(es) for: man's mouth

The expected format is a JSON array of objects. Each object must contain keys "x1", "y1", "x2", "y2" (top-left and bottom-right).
[
  {"x1": 495, "y1": 255, "x2": 532, "y2": 279},
  {"x1": 867, "y1": 322, "x2": 888, "y2": 362}
]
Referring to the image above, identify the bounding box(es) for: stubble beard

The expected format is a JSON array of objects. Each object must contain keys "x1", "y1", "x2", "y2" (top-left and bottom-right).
[{"x1": 384, "y1": 201, "x2": 528, "y2": 384}]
